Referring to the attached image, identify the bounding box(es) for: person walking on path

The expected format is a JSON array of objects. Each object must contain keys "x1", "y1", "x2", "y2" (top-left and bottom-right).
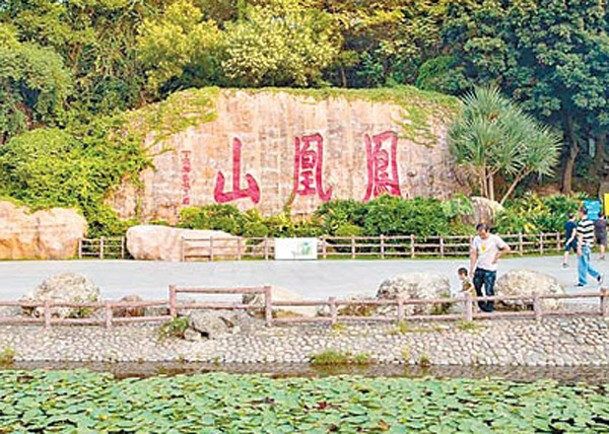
[
  {"x1": 562, "y1": 213, "x2": 578, "y2": 268},
  {"x1": 594, "y1": 213, "x2": 607, "y2": 260},
  {"x1": 576, "y1": 206, "x2": 604, "y2": 287},
  {"x1": 469, "y1": 223, "x2": 511, "y2": 312}
]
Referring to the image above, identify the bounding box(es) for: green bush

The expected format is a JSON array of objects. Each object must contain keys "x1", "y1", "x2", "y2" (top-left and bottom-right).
[
  {"x1": 495, "y1": 193, "x2": 584, "y2": 234},
  {"x1": 334, "y1": 223, "x2": 365, "y2": 238},
  {"x1": 315, "y1": 199, "x2": 367, "y2": 235},
  {"x1": 177, "y1": 204, "x2": 246, "y2": 234},
  {"x1": 364, "y1": 195, "x2": 450, "y2": 237}
]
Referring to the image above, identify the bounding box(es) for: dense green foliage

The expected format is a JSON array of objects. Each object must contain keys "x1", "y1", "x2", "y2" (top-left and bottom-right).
[
  {"x1": 179, "y1": 194, "x2": 475, "y2": 238},
  {"x1": 2, "y1": 370, "x2": 609, "y2": 432},
  {"x1": 495, "y1": 193, "x2": 586, "y2": 235}
]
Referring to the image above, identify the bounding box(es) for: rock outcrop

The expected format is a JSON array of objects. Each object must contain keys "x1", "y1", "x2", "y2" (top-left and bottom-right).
[
  {"x1": 468, "y1": 197, "x2": 504, "y2": 226},
  {"x1": 495, "y1": 269, "x2": 566, "y2": 311},
  {"x1": 376, "y1": 272, "x2": 452, "y2": 316},
  {"x1": 109, "y1": 88, "x2": 466, "y2": 223},
  {"x1": 126, "y1": 225, "x2": 241, "y2": 261},
  {"x1": 21, "y1": 273, "x2": 100, "y2": 318},
  {"x1": 0, "y1": 201, "x2": 87, "y2": 260}
]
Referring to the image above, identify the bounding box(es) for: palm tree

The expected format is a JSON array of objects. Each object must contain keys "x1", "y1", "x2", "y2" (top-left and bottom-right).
[{"x1": 449, "y1": 86, "x2": 561, "y2": 204}]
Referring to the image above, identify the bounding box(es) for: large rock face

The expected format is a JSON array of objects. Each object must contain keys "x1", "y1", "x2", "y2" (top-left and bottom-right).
[
  {"x1": 126, "y1": 225, "x2": 241, "y2": 261},
  {"x1": 376, "y1": 272, "x2": 451, "y2": 315},
  {"x1": 109, "y1": 88, "x2": 465, "y2": 223},
  {"x1": 21, "y1": 273, "x2": 100, "y2": 318},
  {"x1": 0, "y1": 201, "x2": 87, "y2": 260},
  {"x1": 495, "y1": 269, "x2": 566, "y2": 311}
]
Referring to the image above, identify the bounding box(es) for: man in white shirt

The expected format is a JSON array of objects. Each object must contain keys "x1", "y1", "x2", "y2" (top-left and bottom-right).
[{"x1": 469, "y1": 223, "x2": 511, "y2": 312}]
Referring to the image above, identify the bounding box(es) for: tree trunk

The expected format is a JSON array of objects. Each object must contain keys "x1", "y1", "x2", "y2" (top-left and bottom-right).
[
  {"x1": 500, "y1": 173, "x2": 527, "y2": 205},
  {"x1": 561, "y1": 115, "x2": 579, "y2": 194},
  {"x1": 593, "y1": 132, "x2": 607, "y2": 178}
]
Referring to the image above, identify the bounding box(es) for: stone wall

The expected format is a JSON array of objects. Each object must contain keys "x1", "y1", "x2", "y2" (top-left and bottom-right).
[
  {"x1": 109, "y1": 88, "x2": 466, "y2": 224},
  {"x1": 2, "y1": 318, "x2": 608, "y2": 366}
]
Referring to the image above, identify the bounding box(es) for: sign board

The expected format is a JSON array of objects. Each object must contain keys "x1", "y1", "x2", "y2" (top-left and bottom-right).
[
  {"x1": 584, "y1": 200, "x2": 602, "y2": 221},
  {"x1": 274, "y1": 238, "x2": 318, "y2": 260},
  {"x1": 604, "y1": 193, "x2": 609, "y2": 217}
]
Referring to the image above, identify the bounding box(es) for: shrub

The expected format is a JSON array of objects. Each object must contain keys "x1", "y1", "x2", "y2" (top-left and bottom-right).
[
  {"x1": 334, "y1": 223, "x2": 365, "y2": 238},
  {"x1": 158, "y1": 316, "x2": 190, "y2": 339},
  {"x1": 177, "y1": 204, "x2": 246, "y2": 234},
  {"x1": 315, "y1": 199, "x2": 367, "y2": 234}
]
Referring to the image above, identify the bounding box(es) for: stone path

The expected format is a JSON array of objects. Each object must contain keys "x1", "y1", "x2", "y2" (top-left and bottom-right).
[{"x1": 0, "y1": 255, "x2": 607, "y2": 300}]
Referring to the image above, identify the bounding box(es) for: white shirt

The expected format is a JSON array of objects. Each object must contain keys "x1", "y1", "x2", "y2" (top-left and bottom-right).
[{"x1": 472, "y1": 234, "x2": 508, "y2": 272}]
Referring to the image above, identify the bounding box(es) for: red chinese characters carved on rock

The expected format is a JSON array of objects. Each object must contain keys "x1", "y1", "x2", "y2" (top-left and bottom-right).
[
  {"x1": 363, "y1": 131, "x2": 401, "y2": 201},
  {"x1": 293, "y1": 133, "x2": 332, "y2": 202},
  {"x1": 180, "y1": 150, "x2": 192, "y2": 205},
  {"x1": 214, "y1": 138, "x2": 261, "y2": 204}
]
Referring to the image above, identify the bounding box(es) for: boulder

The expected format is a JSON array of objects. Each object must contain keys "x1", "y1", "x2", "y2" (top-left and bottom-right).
[
  {"x1": 376, "y1": 272, "x2": 452, "y2": 315},
  {"x1": 126, "y1": 225, "x2": 242, "y2": 261},
  {"x1": 182, "y1": 309, "x2": 236, "y2": 338},
  {"x1": 243, "y1": 286, "x2": 316, "y2": 318},
  {"x1": 112, "y1": 295, "x2": 145, "y2": 318},
  {"x1": 468, "y1": 197, "x2": 504, "y2": 226},
  {"x1": 21, "y1": 273, "x2": 100, "y2": 318},
  {"x1": 0, "y1": 201, "x2": 87, "y2": 260},
  {"x1": 495, "y1": 269, "x2": 566, "y2": 311}
]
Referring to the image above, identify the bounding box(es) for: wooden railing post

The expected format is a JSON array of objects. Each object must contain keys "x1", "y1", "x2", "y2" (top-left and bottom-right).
[
  {"x1": 180, "y1": 237, "x2": 185, "y2": 262},
  {"x1": 410, "y1": 234, "x2": 415, "y2": 258},
  {"x1": 322, "y1": 237, "x2": 327, "y2": 259},
  {"x1": 237, "y1": 237, "x2": 242, "y2": 261},
  {"x1": 464, "y1": 293, "x2": 473, "y2": 322},
  {"x1": 556, "y1": 232, "x2": 561, "y2": 252},
  {"x1": 263, "y1": 236, "x2": 269, "y2": 260},
  {"x1": 169, "y1": 285, "x2": 177, "y2": 318},
  {"x1": 601, "y1": 288, "x2": 609, "y2": 318},
  {"x1": 518, "y1": 233, "x2": 524, "y2": 256},
  {"x1": 209, "y1": 237, "x2": 214, "y2": 261},
  {"x1": 120, "y1": 237, "x2": 125, "y2": 259},
  {"x1": 264, "y1": 285, "x2": 273, "y2": 327},
  {"x1": 440, "y1": 236, "x2": 445, "y2": 258},
  {"x1": 105, "y1": 303, "x2": 113, "y2": 329},
  {"x1": 78, "y1": 239, "x2": 83, "y2": 259},
  {"x1": 44, "y1": 300, "x2": 51, "y2": 328},
  {"x1": 329, "y1": 297, "x2": 337, "y2": 325},
  {"x1": 100, "y1": 237, "x2": 105, "y2": 259},
  {"x1": 380, "y1": 235, "x2": 385, "y2": 259},
  {"x1": 397, "y1": 298, "x2": 404, "y2": 323},
  {"x1": 539, "y1": 233, "x2": 544, "y2": 255},
  {"x1": 533, "y1": 292, "x2": 542, "y2": 321},
  {"x1": 351, "y1": 236, "x2": 356, "y2": 259}
]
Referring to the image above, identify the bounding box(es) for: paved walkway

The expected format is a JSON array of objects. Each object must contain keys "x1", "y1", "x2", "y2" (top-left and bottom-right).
[{"x1": 0, "y1": 255, "x2": 606, "y2": 300}]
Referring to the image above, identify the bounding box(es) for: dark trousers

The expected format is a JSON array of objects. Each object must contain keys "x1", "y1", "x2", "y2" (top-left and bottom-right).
[{"x1": 473, "y1": 268, "x2": 497, "y2": 312}]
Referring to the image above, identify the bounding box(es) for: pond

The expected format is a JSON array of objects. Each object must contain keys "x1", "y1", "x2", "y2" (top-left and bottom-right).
[{"x1": 1, "y1": 368, "x2": 609, "y2": 433}]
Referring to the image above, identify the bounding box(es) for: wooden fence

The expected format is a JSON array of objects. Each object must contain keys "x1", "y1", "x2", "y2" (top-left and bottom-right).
[
  {"x1": 2, "y1": 285, "x2": 607, "y2": 329},
  {"x1": 179, "y1": 232, "x2": 564, "y2": 261},
  {"x1": 78, "y1": 237, "x2": 126, "y2": 259}
]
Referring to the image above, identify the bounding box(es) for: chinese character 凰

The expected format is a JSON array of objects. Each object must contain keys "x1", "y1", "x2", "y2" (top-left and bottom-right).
[
  {"x1": 293, "y1": 133, "x2": 332, "y2": 202},
  {"x1": 363, "y1": 131, "x2": 401, "y2": 201},
  {"x1": 214, "y1": 138, "x2": 261, "y2": 204}
]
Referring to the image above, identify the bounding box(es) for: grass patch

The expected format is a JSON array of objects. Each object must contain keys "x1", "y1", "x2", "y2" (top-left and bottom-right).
[
  {"x1": 158, "y1": 316, "x2": 190, "y2": 340},
  {"x1": 456, "y1": 321, "x2": 480, "y2": 332},
  {"x1": 310, "y1": 350, "x2": 372, "y2": 366},
  {"x1": 419, "y1": 354, "x2": 431, "y2": 368},
  {"x1": 331, "y1": 323, "x2": 346, "y2": 333},
  {"x1": 0, "y1": 346, "x2": 15, "y2": 366}
]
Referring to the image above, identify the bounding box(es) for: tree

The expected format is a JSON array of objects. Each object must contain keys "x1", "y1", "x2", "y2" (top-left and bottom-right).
[
  {"x1": 441, "y1": 0, "x2": 609, "y2": 193},
  {"x1": 137, "y1": 0, "x2": 223, "y2": 94},
  {"x1": 221, "y1": 0, "x2": 340, "y2": 87},
  {"x1": 449, "y1": 87, "x2": 561, "y2": 204},
  {"x1": 0, "y1": 24, "x2": 72, "y2": 144}
]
